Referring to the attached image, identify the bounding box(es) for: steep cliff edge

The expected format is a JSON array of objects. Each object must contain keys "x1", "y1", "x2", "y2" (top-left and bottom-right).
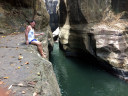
[
  {"x1": 0, "y1": 0, "x2": 61, "y2": 95},
  {"x1": 0, "y1": 33, "x2": 60, "y2": 96},
  {"x1": 58, "y1": 0, "x2": 128, "y2": 80}
]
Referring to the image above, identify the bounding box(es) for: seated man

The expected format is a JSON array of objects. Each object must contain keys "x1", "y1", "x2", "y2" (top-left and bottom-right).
[{"x1": 25, "y1": 20, "x2": 46, "y2": 58}]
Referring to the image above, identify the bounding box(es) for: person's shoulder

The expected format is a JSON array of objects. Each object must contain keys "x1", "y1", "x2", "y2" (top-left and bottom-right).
[{"x1": 26, "y1": 25, "x2": 31, "y2": 30}]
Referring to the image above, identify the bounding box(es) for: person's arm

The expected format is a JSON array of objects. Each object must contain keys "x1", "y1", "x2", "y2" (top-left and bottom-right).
[
  {"x1": 25, "y1": 26, "x2": 30, "y2": 45},
  {"x1": 34, "y1": 32, "x2": 44, "y2": 36}
]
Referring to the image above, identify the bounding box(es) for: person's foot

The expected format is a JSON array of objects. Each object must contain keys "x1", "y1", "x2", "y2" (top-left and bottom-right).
[
  {"x1": 42, "y1": 55, "x2": 46, "y2": 58},
  {"x1": 41, "y1": 53, "x2": 46, "y2": 58}
]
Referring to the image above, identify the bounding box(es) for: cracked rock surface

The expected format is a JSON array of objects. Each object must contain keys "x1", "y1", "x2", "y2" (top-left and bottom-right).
[{"x1": 0, "y1": 33, "x2": 61, "y2": 96}]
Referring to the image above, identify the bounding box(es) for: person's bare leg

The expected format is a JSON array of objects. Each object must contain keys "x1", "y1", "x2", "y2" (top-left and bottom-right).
[{"x1": 31, "y1": 41, "x2": 46, "y2": 58}]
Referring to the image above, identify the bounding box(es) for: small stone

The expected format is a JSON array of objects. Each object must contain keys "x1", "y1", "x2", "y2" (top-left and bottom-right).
[
  {"x1": 0, "y1": 81, "x2": 4, "y2": 85},
  {"x1": 3, "y1": 77, "x2": 9, "y2": 79},
  {"x1": 18, "y1": 83, "x2": 23, "y2": 87},
  {"x1": 13, "y1": 91, "x2": 16, "y2": 94},
  {"x1": 10, "y1": 64, "x2": 14, "y2": 66},
  {"x1": 18, "y1": 56, "x2": 23, "y2": 60},
  {"x1": 25, "y1": 62, "x2": 29, "y2": 65},
  {"x1": 1, "y1": 36, "x2": 6, "y2": 38},
  {"x1": 37, "y1": 72, "x2": 40, "y2": 76},
  {"x1": 21, "y1": 64, "x2": 24, "y2": 66},
  {"x1": 33, "y1": 92, "x2": 38, "y2": 96},
  {"x1": 22, "y1": 91, "x2": 26, "y2": 94}
]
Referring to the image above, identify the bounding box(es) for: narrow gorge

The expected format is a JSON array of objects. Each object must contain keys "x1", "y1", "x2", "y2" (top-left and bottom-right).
[{"x1": 0, "y1": 0, "x2": 128, "y2": 96}]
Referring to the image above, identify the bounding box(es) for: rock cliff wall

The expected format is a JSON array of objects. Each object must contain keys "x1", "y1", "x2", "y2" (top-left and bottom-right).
[
  {"x1": 0, "y1": 0, "x2": 61, "y2": 95},
  {"x1": 45, "y1": 0, "x2": 58, "y2": 32},
  {"x1": 58, "y1": 0, "x2": 128, "y2": 80},
  {"x1": 0, "y1": 33, "x2": 61, "y2": 96},
  {"x1": 0, "y1": 0, "x2": 54, "y2": 54}
]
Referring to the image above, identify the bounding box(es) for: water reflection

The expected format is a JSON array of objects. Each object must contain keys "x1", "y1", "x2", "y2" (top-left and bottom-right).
[{"x1": 50, "y1": 43, "x2": 128, "y2": 96}]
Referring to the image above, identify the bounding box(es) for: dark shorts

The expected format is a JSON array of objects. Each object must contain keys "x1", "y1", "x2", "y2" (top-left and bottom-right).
[{"x1": 29, "y1": 39, "x2": 37, "y2": 44}]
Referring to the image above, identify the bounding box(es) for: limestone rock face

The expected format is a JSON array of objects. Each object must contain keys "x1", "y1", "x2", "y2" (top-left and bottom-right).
[
  {"x1": 0, "y1": 33, "x2": 61, "y2": 96},
  {"x1": 0, "y1": 0, "x2": 60, "y2": 95},
  {"x1": 0, "y1": 0, "x2": 54, "y2": 52},
  {"x1": 45, "y1": 0, "x2": 58, "y2": 31},
  {"x1": 58, "y1": 0, "x2": 128, "y2": 79},
  {"x1": 0, "y1": 0, "x2": 49, "y2": 33}
]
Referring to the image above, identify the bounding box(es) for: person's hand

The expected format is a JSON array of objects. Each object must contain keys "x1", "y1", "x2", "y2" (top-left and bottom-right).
[
  {"x1": 40, "y1": 33, "x2": 44, "y2": 35},
  {"x1": 26, "y1": 40, "x2": 29, "y2": 45}
]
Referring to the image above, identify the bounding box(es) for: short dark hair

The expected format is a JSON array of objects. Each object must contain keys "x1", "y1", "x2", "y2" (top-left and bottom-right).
[{"x1": 29, "y1": 20, "x2": 35, "y2": 24}]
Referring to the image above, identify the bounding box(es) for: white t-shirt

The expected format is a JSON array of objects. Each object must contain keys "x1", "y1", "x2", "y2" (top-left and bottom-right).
[{"x1": 28, "y1": 28, "x2": 35, "y2": 42}]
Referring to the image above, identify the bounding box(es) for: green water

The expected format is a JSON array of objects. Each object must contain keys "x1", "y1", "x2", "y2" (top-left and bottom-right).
[{"x1": 50, "y1": 43, "x2": 128, "y2": 96}]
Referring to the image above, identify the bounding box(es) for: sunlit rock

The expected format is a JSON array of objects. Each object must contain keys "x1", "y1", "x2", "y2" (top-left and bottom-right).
[{"x1": 58, "y1": 0, "x2": 128, "y2": 79}]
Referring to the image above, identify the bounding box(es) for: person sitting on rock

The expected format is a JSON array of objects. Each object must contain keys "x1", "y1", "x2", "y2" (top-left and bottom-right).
[{"x1": 25, "y1": 20, "x2": 46, "y2": 58}]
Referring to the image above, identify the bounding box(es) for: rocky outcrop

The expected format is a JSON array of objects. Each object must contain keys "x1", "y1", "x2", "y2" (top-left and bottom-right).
[
  {"x1": 0, "y1": 33, "x2": 60, "y2": 96},
  {"x1": 0, "y1": 0, "x2": 49, "y2": 33},
  {"x1": 45, "y1": 0, "x2": 58, "y2": 32},
  {"x1": 52, "y1": 27, "x2": 59, "y2": 41},
  {"x1": 0, "y1": 0, "x2": 54, "y2": 54},
  {"x1": 0, "y1": 0, "x2": 61, "y2": 95},
  {"x1": 58, "y1": 0, "x2": 128, "y2": 80}
]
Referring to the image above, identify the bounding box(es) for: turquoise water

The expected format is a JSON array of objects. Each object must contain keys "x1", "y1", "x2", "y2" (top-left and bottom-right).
[{"x1": 50, "y1": 43, "x2": 128, "y2": 96}]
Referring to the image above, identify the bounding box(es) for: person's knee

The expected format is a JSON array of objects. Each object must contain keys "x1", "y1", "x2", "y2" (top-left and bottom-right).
[{"x1": 38, "y1": 42, "x2": 42, "y2": 46}]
